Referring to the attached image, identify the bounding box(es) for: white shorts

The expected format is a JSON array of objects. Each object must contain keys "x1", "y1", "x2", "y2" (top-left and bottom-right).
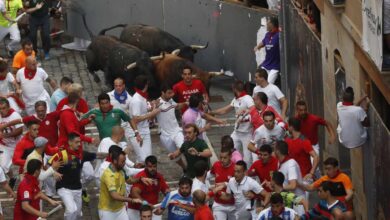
[
  {"x1": 0, "y1": 145, "x2": 14, "y2": 173},
  {"x1": 159, "y1": 132, "x2": 184, "y2": 153},
  {"x1": 99, "y1": 206, "x2": 128, "y2": 220},
  {"x1": 0, "y1": 23, "x2": 20, "y2": 51},
  {"x1": 212, "y1": 202, "x2": 236, "y2": 220},
  {"x1": 127, "y1": 208, "x2": 162, "y2": 220}
]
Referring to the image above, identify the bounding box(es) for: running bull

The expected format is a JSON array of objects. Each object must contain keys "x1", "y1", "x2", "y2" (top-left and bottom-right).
[{"x1": 119, "y1": 24, "x2": 208, "y2": 61}]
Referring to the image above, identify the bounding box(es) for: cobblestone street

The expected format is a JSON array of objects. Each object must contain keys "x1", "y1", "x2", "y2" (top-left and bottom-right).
[{"x1": 0, "y1": 48, "x2": 236, "y2": 219}]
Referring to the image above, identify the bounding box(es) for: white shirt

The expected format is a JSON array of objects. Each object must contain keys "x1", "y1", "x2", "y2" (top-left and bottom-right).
[
  {"x1": 191, "y1": 177, "x2": 210, "y2": 194},
  {"x1": 107, "y1": 90, "x2": 132, "y2": 112},
  {"x1": 0, "y1": 72, "x2": 14, "y2": 95},
  {"x1": 231, "y1": 95, "x2": 254, "y2": 133},
  {"x1": 16, "y1": 67, "x2": 49, "y2": 106},
  {"x1": 251, "y1": 124, "x2": 285, "y2": 146},
  {"x1": 336, "y1": 102, "x2": 367, "y2": 148},
  {"x1": 278, "y1": 158, "x2": 305, "y2": 197},
  {"x1": 95, "y1": 137, "x2": 134, "y2": 177},
  {"x1": 252, "y1": 84, "x2": 284, "y2": 114},
  {"x1": 129, "y1": 92, "x2": 150, "y2": 135},
  {"x1": 227, "y1": 176, "x2": 264, "y2": 210},
  {"x1": 156, "y1": 98, "x2": 182, "y2": 136},
  {"x1": 0, "y1": 111, "x2": 22, "y2": 147}
]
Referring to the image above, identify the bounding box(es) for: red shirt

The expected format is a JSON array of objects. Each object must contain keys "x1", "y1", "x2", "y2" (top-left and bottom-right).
[
  {"x1": 173, "y1": 79, "x2": 207, "y2": 113},
  {"x1": 285, "y1": 135, "x2": 314, "y2": 176},
  {"x1": 195, "y1": 204, "x2": 214, "y2": 220},
  {"x1": 248, "y1": 156, "x2": 278, "y2": 192},
  {"x1": 210, "y1": 161, "x2": 235, "y2": 205},
  {"x1": 296, "y1": 113, "x2": 326, "y2": 145},
  {"x1": 128, "y1": 170, "x2": 169, "y2": 210},
  {"x1": 14, "y1": 174, "x2": 41, "y2": 220},
  {"x1": 23, "y1": 111, "x2": 60, "y2": 147},
  {"x1": 12, "y1": 133, "x2": 35, "y2": 174},
  {"x1": 56, "y1": 97, "x2": 89, "y2": 114},
  {"x1": 249, "y1": 105, "x2": 284, "y2": 132},
  {"x1": 58, "y1": 107, "x2": 92, "y2": 158}
]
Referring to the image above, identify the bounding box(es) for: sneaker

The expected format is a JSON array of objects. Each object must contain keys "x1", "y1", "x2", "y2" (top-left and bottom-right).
[
  {"x1": 44, "y1": 52, "x2": 50, "y2": 60},
  {"x1": 82, "y1": 190, "x2": 90, "y2": 203},
  {"x1": 9, "y1": 177, "x2": 17, "y2": 190}
]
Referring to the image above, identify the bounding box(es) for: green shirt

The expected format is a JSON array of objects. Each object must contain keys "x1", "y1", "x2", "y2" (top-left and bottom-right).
[
  {"x1": 83, "y1": 108, "x2": 131, "y2": 139},
  {"x1": 0, "y1": 0, "x2": 23, "y2": 27},
  {"x1": 180, "y1": 138, "x2": 209, "y2": 178}
]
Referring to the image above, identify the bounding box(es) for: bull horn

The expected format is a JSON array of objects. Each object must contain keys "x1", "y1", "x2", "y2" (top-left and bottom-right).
[
  {"x1": 171, "y1": 49, "x2": 181, "y2": 55},
  {"x1": 150, "y1": 53, "x2": 165, "y2": 61},
  {"x1": 126, "y1": 62, "x2": 137, "y2": 70},
  {"x1": 190, "y1": 42, "x2": 209, "y2": 50}
]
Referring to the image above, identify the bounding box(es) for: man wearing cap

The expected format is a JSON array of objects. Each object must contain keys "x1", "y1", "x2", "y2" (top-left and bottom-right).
[{"x1": 24, "y1": 136, "x2": 62, "y2": 181}]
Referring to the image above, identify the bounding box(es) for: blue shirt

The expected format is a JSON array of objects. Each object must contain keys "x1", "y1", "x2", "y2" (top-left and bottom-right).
[
  {"x1": 261, "y1": 31, "x2": 280, "y2": 71},
  {"x1": 161, "y1": 190, "x2": 194, "y2": 220},
  {"x1": 50, "y1": 88, "x2": 66, "y2": 111}
]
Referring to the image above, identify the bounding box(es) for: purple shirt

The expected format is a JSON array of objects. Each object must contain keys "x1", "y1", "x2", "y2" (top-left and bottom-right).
[
  {"x1": 231, "y1": 150, "x2": 243, "y2": 164},
  {"x1": 261, "y1": 31, "x2": 280, "y2": 71},
  {"x1": 182, "y1": 108, "x2": 205, "y2": 139}
]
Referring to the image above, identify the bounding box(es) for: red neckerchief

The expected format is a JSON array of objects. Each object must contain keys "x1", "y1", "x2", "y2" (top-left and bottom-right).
[
  {"x1": 342, "y1": 102, "x2": 353, "y2": 106},
  {"x1": 24, "y1": 68, "x2": 37, "y2": 80},
  {"x1": 3, "y1": 108, "x2": 14, "y2": 117},
  {"x1": 278, "y1": 156, "x2": 291, "y2": 169},
  {"x1": 134, "y1": 88, "x2": 148, "y2": 99},
  {"x1": 102, "y1": 105, "x2": 113, "y2": 119},
  {"x1": 67, "y1": 147, "x2": 81, "y2": 159},
  {"x1": 0, "y1": 75, "x2": 6, "y2": 80},
  {"x1": 268, "y1": 28, "x2": 279, "y2": 43},
  {"x1": 105, "y1": 156, "x2": 112, "y2": 162},
  {"x1": 236, "y1": 91, "x2": 248, "y2": 99}
]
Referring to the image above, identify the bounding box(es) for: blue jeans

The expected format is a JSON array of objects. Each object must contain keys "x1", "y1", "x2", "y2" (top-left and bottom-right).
[{"x1": 29, "y1": 14, "x2": 51, "y2": 53}]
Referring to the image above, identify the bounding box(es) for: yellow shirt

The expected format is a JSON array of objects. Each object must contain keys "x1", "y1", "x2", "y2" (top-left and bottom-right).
[
  {"x1": 23, "y1": 150, "x2": 42, "y2": 173},
  {"x1": 98, "y1": 165, "x2": 128, "y2": 212},
  {"x1": 0, "y1": 0, "x2": 23, "y2": 27}
]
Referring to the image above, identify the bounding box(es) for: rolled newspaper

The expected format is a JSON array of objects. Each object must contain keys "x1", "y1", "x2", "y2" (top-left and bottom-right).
[{"x1": 37, "y1": 204, "x2": 62, "y2": 220}]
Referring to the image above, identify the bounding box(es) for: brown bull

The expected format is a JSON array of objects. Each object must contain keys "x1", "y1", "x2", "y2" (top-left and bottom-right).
[{"x1": 152, "y1": 53, "x2": 224, "y2": 93}]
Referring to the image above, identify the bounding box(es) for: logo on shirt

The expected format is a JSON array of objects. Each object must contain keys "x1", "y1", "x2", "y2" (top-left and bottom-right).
[
  {"x1": 24, "y1": 191, "x2": 30, "y2": 199},
  {"x1": 45, "y1": 120, "x2": 50, "y2": 125}
]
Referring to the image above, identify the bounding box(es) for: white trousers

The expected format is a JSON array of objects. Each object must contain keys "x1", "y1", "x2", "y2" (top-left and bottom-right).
[
  {"x1": 0, "y1": 145, "x2": 14, "y2": 173},
  {"x1": 231, "y1": 131, "x2": 253, "y2": 166},
  {"x1": 99, "y1": 206, "x2": 128, "y2": 220},
  {"x1": 261, "y1": 67, "x2": 279, "y2": 84},
  {"x1": 311, "y1": 144, "x2": 321, "y2": 178},
  {"x1": 81, "y1": 161, "x2": 95, "y2": 187},
  {"x1": 24, "y1": 90, "x2": 51, "y2": 115},
  {"x1": 129, "y1": 133, "x2": 152, "y2": 163},
  {"x1": 127, "y1": 208, "x2": 162, "y2": 220},
  {"x1": 212, "y1": 202, "x2": 236, "y2": 220},
  {"x1": 235, "y1": 207, "x2": 252, "y2": 220},
  {"x1": 57, "y1": 188, "x2": 82, "y2": 220},
  {"x1": 0, "y1": 23, "x2": 20, "y2": 51},
  {"x1": 159, "y1": 132, "x2": 184, "y2": 153}
]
